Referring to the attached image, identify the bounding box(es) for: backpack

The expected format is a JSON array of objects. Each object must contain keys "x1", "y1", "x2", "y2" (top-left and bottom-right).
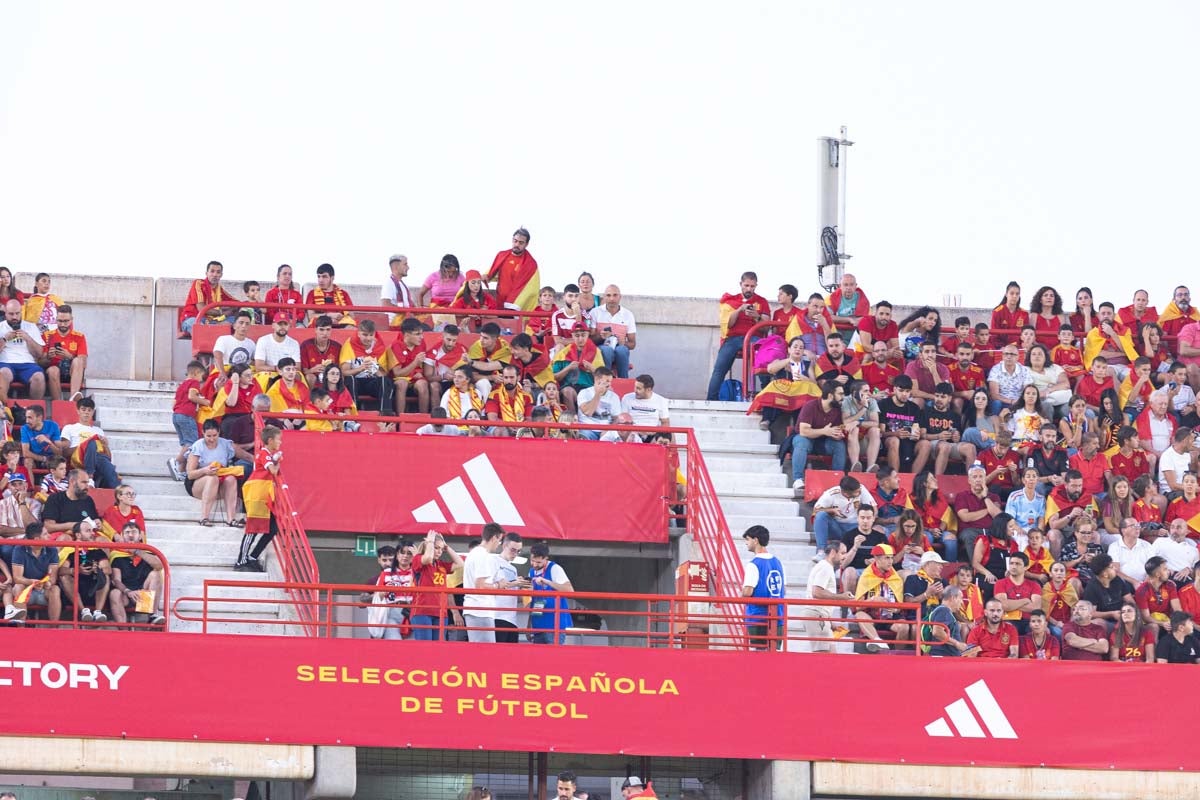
[
  {"x1": 751, "y1": 335, "x2": 787, "y2": 372},
  {"x1": 718, "y1": 378, "x2": 743, "y2": 402}
]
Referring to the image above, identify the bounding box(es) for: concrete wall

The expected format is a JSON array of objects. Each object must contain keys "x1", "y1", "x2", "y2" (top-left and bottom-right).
[{"x1": 18, "y1": 270, "x2": 988, "y2": 398}]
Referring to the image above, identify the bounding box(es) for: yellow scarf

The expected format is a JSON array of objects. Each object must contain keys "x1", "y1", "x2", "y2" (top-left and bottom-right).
[
  {"x1": 446, "y1": 387, "x2": 483, "y2": 419},
  {"x1": 490, "y1": 387, "x2": 529, "y2": 422}
]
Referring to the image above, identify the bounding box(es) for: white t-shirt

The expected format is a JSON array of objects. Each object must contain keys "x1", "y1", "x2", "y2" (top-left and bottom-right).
[
  {"x1": 1148, "y1": 413, "x2": 1175, "y2": 454},
  {"x1": 589, "y1": 305, "x2": 637, "y2": 334},
  {"x1": 0, "y1": 321, "x2": 44, "y2": 365},
  {"x1": 462, "y1": 545, "x2": 498, "y2": 618},
  {"x1": 492, "y1": 555, "x2": 520, "y2": 625},
  {"x1": 600, "y1": 430, "x2": 643, "y2": 443},
  {"x1": 575, "y1": 388, "x2": 622, "y2": 425},
  {"x1": 381, "y1": 275, "x2": 413, "y2": 307},
  {"x1": 621, "y1": 391, "x2": 669, "y2": 426},
  {"x1": 415, "y1": 423, "x2": 463, "y2": 436},
  {"x1": 254, "y1": 334, "x2": 301, "y2": 368},
  {"x1": 439, "y1": 390, "x2": 479, "y2": 419},
  {"x1": 1107, "y1": 538, "x2": 1154, "y2": 583},
  {"x1": 60, "y1": 422, "x2": 106, "y2": 449},
  {"x1": 1172, "y1": 384, "x2": 1197, "y2": 413},
  {"x1": 1152, "y1": 536, "x2": 1200, "y2": 572},
  {"x1": 807, "y1": 557, "x2": 839, "y2": 620},
  {"x1": 1158, "y1": 446, "x2": 1193, "y2": 493},
  {"x1": 214, "y1": 334, "x2": 255, "y2": 371},
  {"x1": 812, "y1": 486, "x2": 877, "y2": 523}
]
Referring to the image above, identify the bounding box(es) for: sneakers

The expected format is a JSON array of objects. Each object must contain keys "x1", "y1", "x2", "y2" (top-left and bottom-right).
[
  {"x1": 758, "y1": 419, "x2": 771, "y2": 431},
  {"x1": 866, "y1": 463, "x2": 880, "y2": 473},
  {"x1": 234, "y1": 559, "x2": 265, "y2": 573},
  {"x1": 792, "y1": 479, "x2": 805, "y2": 492},
  {"x1": 865, "y1": 639, "x2": 890, "y2": 653},
  {"x1": 93, "y1": 610, "x2": 107, "y2": 623},
  {"x1": 4, "y1": 604, "x2": 25, "y2": 621},
  {"x1": 849, "y1": 461, "x2": 863, "y2": 473},
  {"x1": 167, "y1": 457, "x2": 184, "y2": 482},
  {"x1": 80, "y1": 608, "x2": 94, "y2": 622},
  {"x1": 69, "y1": 391, "x2": 84, "y2": 402},
  {"x1": 150, "y1": 614, "x2": 166, "y2": 625}
]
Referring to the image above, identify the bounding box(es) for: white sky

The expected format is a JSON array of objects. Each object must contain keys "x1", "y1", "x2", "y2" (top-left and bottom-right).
[{"x1": 2, "y1": 2, "x2": 1198, "y2": 311}]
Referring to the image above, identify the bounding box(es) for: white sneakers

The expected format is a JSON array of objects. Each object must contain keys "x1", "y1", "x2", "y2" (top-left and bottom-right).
[
  {"x1": 80, "y1": 608, "x2": 107, "y2": 623},
  {"x1": 4, "y1": 604, "x2": 25, "y2": 621},
  {"x1": 792, "y1": 479, "x2": 805, "y2": 491}
]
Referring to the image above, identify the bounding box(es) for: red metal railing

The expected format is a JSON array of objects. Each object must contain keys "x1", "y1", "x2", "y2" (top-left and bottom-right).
[
  {"x1": 171, "y1": 581, "x2": 937, "y2": 653},
  {"x1": 0, "y1": 538, "x2": 171, "y2": 631},
  {"x1": 253, "y1": 410, "x2": 745, "y2": 639},
  {"x1": 193, "y1": 300, "x2": 552, "y2": 331}
]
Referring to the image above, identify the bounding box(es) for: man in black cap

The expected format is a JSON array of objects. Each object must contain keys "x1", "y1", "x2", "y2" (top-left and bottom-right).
[{"x1": 621, "y1": 776, "x2": 656, "y2": 799}]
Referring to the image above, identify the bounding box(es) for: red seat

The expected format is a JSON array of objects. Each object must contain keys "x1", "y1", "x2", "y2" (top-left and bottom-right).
[
  {"x1": 610, "y1": 378, "x2": 636, "y2": 398},
  {"x1": 49, "y1": 400, "x2": 79, "y2": 428}
]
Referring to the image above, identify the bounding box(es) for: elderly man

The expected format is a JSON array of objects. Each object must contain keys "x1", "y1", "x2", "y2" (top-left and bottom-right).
[
  {"x1": 589, "y1": 285, "x2": 637, "y2": 378},
  {"x1": 854, "y1": 542, "x2": 909, "y2": 652},
  {"x1": 1061, "y1": 599, "x2": 1109, "y2": 660},
  {"x1": 0, "y1": 299, "x2": 46, "y2": 405},
  {"x1": 1152, "y1": 518, "x2": 1199, "y2": 585},
  {"x1": 925, "y1": 585, "x2": 971, "y2": 656},
  {"x1": 1108, "y1": 517, "x2": 1155, "y2": 589},
  {"x1": 953, "y1": 464, "x2": 1001, "y2": 562},
  {"x1": 986, "y1": 344, "x2": 1032, "y2": 414}
]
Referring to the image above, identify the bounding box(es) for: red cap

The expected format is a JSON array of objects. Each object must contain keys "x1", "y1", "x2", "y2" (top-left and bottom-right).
[
  {"x1": 464, "y1": 269, "x2": 483, "y2": 282},
  {"x1": 870, "y1": 543, "x2": 896, "y2": 557},
  {"x1": 272, "y1": 311, "x2": 290, "y2": 323}
]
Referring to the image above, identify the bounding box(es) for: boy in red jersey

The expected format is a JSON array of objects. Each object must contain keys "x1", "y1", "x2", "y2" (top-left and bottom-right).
[
  {"x1": 390, "y1": 318, "x2": 431, "y2": 414},
  {"x1": 235, "y1": 425, "x2": 282, "y2": 572},
  {"x1": 1051, "y1": 325, "x2": 1085, "y2": 381},
  {"x1": 1075, "y1": 356, "x2": 1115, "y2": 412},
  {"x1": 862, "y1": 340, "x2": 899, "y2": 397}
]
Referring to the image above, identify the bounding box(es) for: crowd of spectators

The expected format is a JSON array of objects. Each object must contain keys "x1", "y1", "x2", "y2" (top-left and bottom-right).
[{"x1": 742, "y1": 278, "x2": 1200, "y2": 661}]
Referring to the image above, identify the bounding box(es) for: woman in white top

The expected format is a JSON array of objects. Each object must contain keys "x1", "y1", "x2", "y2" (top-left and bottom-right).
[
  {"x1": 841, "y1": 380, "x2": 881, "y2": 473},
  {"x1": 1025, "y1": 344, "x2": 1071, "y2": 420}
]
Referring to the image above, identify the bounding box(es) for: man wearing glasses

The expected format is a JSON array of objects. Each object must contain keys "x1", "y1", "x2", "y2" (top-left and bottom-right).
[{"x1": 986, "y1": 345, "x2": 1032, "y2": 415}]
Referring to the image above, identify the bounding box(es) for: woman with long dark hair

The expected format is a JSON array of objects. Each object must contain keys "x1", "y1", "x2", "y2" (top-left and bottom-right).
[
  {"x1": 909, "y1": 470, "x2": 958, "y2": 561},
  {"x1": 1110, "y1": 602, "x2": 1155, "y2": 662},
  {"x1": 973, "y1": 513, "x2": 1020, "y2": 599},
  {"x1": 898, "y1": 306, "x2": 941, "y2": 361},
  {"x1": 991, "y1": 281, "x2": 1028, "y2": 345},
  {"x1": 1070, "y1": 286, "x2": 1100, "y2": 339},
  {"x1": 1029, "y1": 286, "x2": 1066, "y2": 348}
]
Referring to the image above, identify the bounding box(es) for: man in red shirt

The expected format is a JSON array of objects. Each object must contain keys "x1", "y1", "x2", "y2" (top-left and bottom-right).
[
  {"x1": 305, "y1": 264, "x2": 354, "y2": 327},
  {"x1": 1136, "y1": 556, "x2": 1181, "y2": 633},
  {"x1": 856, "y1": 301, "x2": 900, "y2": 363},
  {"x1": 42, "y1": 304, "x2": 87, "y2": 402},
  {"x1": 947, "y1": 341, "x2": 985, "y2": 408},
  {"x1": 485, "y1": 364, "x2": 533, "y2": 434},
  {"x1": 993, "y1": 553, "x2": 1043, "y2": 635},
  {"x1": 706, "y1": 272, "x2": 770, "y2": 400},
  {"x1": 1069, "y1": 432, "x2": 1113, "y2": 497},
  {"x1": 862, "y1": 340, "x2": 899, "y2": 397},
  {"x1": 390, "y1": 318, "x2": 431, "y2": 414},
  {"x1": 966, "y1": 599, "x2": 1018, "y2": 657},
  {"x1": 300, "y1": 315, "x2": 338, "y2": 386},
  {"x1": 1110, "y1": 426, "x2": 1151, "y2": 486},
  {"x1": 1061, "y1": 600, "x2": 1109, "y2": 660}
]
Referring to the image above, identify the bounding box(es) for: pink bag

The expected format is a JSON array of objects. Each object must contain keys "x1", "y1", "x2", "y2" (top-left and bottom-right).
[{"x1": 752, "y1": 335, "x2": 787, "y2": 372}]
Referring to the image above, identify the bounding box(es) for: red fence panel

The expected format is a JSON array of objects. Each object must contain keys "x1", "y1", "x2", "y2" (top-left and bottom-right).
[{"x1": 281, "y1": 429, "x2": 670, "y2": 542}]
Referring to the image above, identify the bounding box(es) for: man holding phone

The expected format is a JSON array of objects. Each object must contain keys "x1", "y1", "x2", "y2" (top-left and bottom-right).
[{"x1": 0, "y1": 298, "x2": 45, "y2": 405}]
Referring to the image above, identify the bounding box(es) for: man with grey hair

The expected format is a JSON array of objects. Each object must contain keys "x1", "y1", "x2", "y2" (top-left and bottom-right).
[
  {"x1": 0, "y1": 297, "x2": 46, "y2": 405},
  {"x1": 953, "y1": 463, "x2": 1002, "y2": 559},
  {"x1": 1061, "y1": 599, "x2": 1109, "y2": 660},
  {"x1": 926, "y1": 584, "x2": 973, "y2": 656}
]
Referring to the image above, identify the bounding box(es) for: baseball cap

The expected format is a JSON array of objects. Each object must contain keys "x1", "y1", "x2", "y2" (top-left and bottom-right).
[
  {"x1": 621, "y1": 776, "x2": 645, "y2": 789},
  {"x1": 464, "y1": 269, "x2": 483, "y2": 282},
  {"x1": 388, "y1": 254, "x2": 406, "y2": 264},
  {"x1": 5, "y1": 473, "x2": 26, "y2": 483},
  {"x1": 870, "y1": 543, "x2": 896, "y2": 557},
  {"x1": 272, "y1": 311, "x2": 290, "y2": 323},
  {"x1": 919, "y1": 550, "x2": 946, "y2": 566}
]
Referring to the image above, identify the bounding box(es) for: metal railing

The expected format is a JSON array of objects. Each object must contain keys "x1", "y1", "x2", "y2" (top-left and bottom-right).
[
  {"x1": 172, "y1": 581, "x2": 938, "y2": 652},
  {"x1": 0, "y1": 538, "x2": 171, "y2": 631},
  {"x1": 192, "y1": 300, "x2": 552, "y2": 334}
]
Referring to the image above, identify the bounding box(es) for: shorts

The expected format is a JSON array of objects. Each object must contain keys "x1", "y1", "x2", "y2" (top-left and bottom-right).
[
  {"x1": 748, "y1": 620, "x2": 785, "y2": 650},
  {"x1": 173, "y1": 413, "x2": 201, "y2": 447},
  {"x1": 24, "y1": 588, "x2": 48, "y2": 606},
  {"x1": 51, "y1": 357, "x2": 74, "y2": 375},
  {"x1": 0, "y1": 362, "x2": 44, "y2": 384}
]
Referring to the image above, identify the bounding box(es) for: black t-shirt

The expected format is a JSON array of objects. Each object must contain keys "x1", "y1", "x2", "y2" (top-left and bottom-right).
[
  {"x1": 1082, "y1": 577, "x2": 1128, "y2": 613},
  {"x1": 843, "y1": 529, "x2": 887, "y2": 571},
  {"x1": 114, "y1": 556, "x2": 154, "y2": 591},
  {"x1": 878, "y1": 398, "x2": 922, "y2": 435},
  {"x1": 923, "y1": 405, "x2": 964, "y2": 436},
  {"x1": 1156, "y1": 632, "x2": 1200, "y2": 663},
  {"x1": 43, "y1": 491, "x2": 100, "y2": 528},
  {"x1": 1032, "y1": 446, "x2": 1068, "y2": 479}
]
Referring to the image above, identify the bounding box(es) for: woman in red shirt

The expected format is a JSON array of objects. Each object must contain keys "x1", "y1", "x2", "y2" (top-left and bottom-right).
[
  {"x1": 411, "y1": 531, "x2": 465, "y2": 640},
  {"x1": 102, "y1": 484, "x2": 146, "y2": 537},
  {"x1": 321, "y1": 364, "x2": 358, "y2": 417},
  {"x1": 1029, "y1": 286, "x2": 1066, "y2": 348},
  {"x1": 1069, "y1": 287, "x2": 1100, "y2": 340},
  {"x1": 450, "y1": 270, "x2": 499, "y2": 332},
  {"x1": 1109, "y1": 603, "x2": 1155, "y2": 662},
  {"x1": 264, "y1": 264, "x2": 304, "y2": 326},
  {"x1": 990, "y1": 282, "x2": 1028, "y2": 345}
]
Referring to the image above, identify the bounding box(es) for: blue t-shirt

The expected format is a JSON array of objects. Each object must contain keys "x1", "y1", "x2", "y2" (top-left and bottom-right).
[
  {"x1": 20, "y1": 419, "x2": 62, "y2": 457},
  {"x1": 12, "y1": 545, "x2": 59, "y2": 581},
  {"x1": 188, "y1": 437, "x2": 236, "y2": 467}
]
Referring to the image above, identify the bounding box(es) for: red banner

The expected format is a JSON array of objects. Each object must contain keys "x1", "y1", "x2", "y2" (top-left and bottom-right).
[
  {"x1": 2, "y1": 628, "x2": 1198, "y2": 771},
  {"x1": 281, "y1": 430, "x2": 670, "y2": 542}
]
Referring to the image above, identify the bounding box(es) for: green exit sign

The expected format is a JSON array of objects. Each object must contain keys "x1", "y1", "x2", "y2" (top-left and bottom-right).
[{"x1": 354, "y1": 535, "x2": 377, "y2": 557}]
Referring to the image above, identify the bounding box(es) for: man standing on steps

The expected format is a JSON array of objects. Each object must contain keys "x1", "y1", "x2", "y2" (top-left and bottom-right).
[{"x1": 742, "y1": 525, "x2": 786, "y2": 650}]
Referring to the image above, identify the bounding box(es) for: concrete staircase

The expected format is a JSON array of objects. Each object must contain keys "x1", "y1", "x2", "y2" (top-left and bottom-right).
[
  {"x1": 87, "y1": 379, "x2": 287, "y2": 634},
  {"x1": 672, "y1": 400, "x2": 817, "y2": 650}
]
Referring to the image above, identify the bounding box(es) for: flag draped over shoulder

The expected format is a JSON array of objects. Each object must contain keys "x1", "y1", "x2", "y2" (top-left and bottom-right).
[
  {"x1": 487, "y1": 249, "x2": 540, "y2": 311},
  {"x1": 854, "y1": 562, "x2": 904, "y2": 603},
  {"x1": 746, "y1": 377, "x2": 821, "y2": 415},
  {"x1": 827, "y1": 289, "x2": 870, "y2": 318},
  {"x1": 1159, "y1": 301, "x2": 1200, "y2": 326},
  {"x1": 906, "y1": 495, "x2": 958, "y2": 532},
  {"x1": 1045, "y1": 486, "x2": 1096, "y2": 522},
  {"x1": 1082, "y1": 323, "x2": 1137, "y2": 369},
  {"x1": 719, "y1": 293, "x2": 744, "y2": 340}
]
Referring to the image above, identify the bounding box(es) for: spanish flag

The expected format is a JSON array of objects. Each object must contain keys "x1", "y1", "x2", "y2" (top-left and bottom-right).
[
  {"x1": 1082, "y1": 322, "x2": 1137, "y2": 370},
  {"x1": 1117, "y1": 374, "x2": 1152, "y2": 410},
  {"x1": 1166, "y1": 494, "x2": 1200, "y2": 538},
  {"x1": 487, "y1": 249, "x2": 540, "y2": 311},
  {"x1": 1023, "y1": 544, "x2": 1054, "y2": 578},
  {"x1": 719, "y1": 293, "x2": 745, "y2": 341},
  {"x1": 16, "y1": 576, "x2": 50, "y2": 605},
  {"x1": 1159, "y1": 300, "x2": 1200, "y2": 327},
  {"x1": 854, "y1": 560, "x2": 904, "y2": 604},
  {"x1": 1044, "y1": 486, "x2": 1097, "y2": 523},
  {"x1": 826, "y1": 289, "x2": 870, "y2": 320},
  {"x1": 746, "y1": 378, "x2": 821, "y2": 415},
  {"x1": 458, "y1": 337, "x2": 512, "y2": 368},
  {"x1": 906, "y1": 496, "x2": 958, "y2": 532}
]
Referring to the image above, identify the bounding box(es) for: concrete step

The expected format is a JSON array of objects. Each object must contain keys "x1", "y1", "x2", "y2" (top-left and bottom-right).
[
  {"x1": 96, "y1": 407, "x2": 174, "y2": 433},
  {"x1": 170, "y1": 613, "x2": 288, "y2": 636},
  {"x1": 710, "y1": 471, "x2": 789, "y2": 493},
  {"x1": 146, "y1": 521, "x2": 241, "y2": 542},
  {"x1": 718, "y1": 485, "x2": 798, "y2": 500},
  {"x1": 114, "y1": 451, "x2": 184, "y2": 478},
  {"x1": 718, "y1": 497, "x2": 802, "y2": 517},
  {"x1": 87, "y1": 379, "x2": 180, "y2": 393},
  {"x1": 724, "y1": 514, "x2": 807, "y2": 538},
  {"x1": 672, "y1": 412, "x2": 763, "y2": 430},
  {"x1": 109, "y1": 433, "x2": 179, "y2": 456},
  {"x1": 87, "y1": 391, "x2": 175, "y2": 410},
  {"x1": 672, "y1": 400, "x2": 752, "y2": 412},
  {"x1": 691, "y1": 427, "x2": 771, "y2": 446},
  {"x1": 135, "y1": 490, "x2": 203, "y2": 513},
  {"x1": 697, "y1": 442, "x2": 778, "y2": 457},
  {"x1": 698, "y1": 456, "x2": 783, "y2": 475}
]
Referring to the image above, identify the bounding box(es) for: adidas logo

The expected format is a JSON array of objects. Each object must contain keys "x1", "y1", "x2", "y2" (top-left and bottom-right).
[
  {"x1": 924, "y1": 680, "x2": 1017, "y2": 739},
  {"x1": 411, "y1": 454, "x2": 526, "y2": 527}
]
